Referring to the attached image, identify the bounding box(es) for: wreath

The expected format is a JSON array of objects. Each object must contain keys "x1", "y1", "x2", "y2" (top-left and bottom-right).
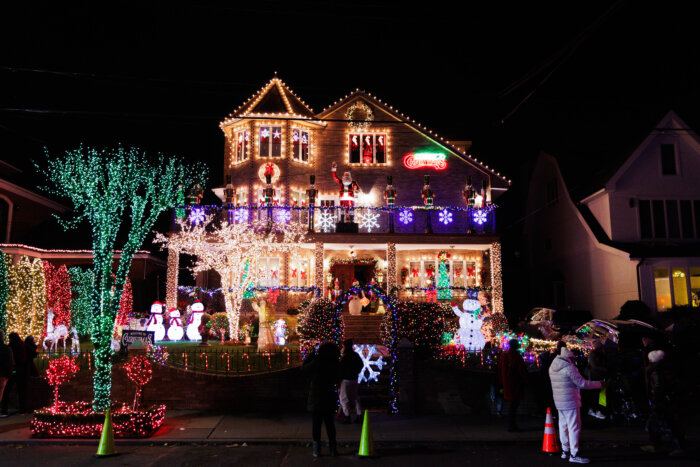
[{"x1": 345, "y1": 101, "x2": 374, "y2": 130}]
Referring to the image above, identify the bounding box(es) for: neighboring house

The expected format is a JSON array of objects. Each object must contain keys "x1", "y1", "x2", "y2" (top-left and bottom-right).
[{"x1": 522, "y1": 111, "x2": 700, "y2": 318}]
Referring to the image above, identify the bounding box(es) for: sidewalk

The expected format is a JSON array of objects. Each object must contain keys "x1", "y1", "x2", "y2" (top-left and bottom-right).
[{"x1": 2, "y1": 410, "x2": 694, "y2": 446}]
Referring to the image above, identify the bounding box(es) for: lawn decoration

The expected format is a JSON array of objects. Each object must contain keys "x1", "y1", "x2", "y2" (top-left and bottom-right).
[
  {"x1": 451, "y1": 299, "x2": 485, "y2": 351},
  {"x1": 43, "y1": 309, "x2": 71, "y2": 352},
  {"x1": 147, "y1": 302, "x2": 166, "y2": 341},
  {"x1": 353, "y1": 344, "x2": 385, "y2": 384},
  {"x1": 123, "y1": 355, "x2": 153, "y2": 410},
  {"x1": 46, "y1": 355, "x2": 80, "y2": 409},
  {"x1": 167, "y1": 308, "x2": 183, "y2": 341},
  {"x1": 186, "y1": 301, "x2": 204, "y2": 341}
]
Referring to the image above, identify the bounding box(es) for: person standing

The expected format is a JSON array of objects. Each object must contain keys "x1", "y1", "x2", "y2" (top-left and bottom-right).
[
  {"x1": 339, "y1": 339, "x2": 363, "y2": 423},
  {"x1": 584, "y1": 341, "x2": 607, "y2": 419},
  {"x1": 0, "y1": 331, "x2": 14, "y2": 418},
  {"x1": 0, "y1": 333, "x2": 28, "y2": 416},
  {"x1": 302, "y1": 341, "x2": 340, "y2": 457},
  {"x1": 498, "y1": 338, "x2": 529, "y2": 431},
  {"x1": 549, "y1": 347, "x2": 603, "y2": 464}
]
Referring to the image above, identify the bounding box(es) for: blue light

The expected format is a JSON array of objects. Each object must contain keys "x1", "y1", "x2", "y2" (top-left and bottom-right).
[{"x1": 399, "y1": 209, "x2": 413, "y2": 225}]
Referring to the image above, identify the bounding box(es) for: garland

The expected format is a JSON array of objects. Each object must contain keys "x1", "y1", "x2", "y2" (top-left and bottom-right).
[
  {"x1": 179, "y1": 204, "x2": 498, "y2": 213},
  {"x1": 178, "y1": 285, "x2": 319, "y2": 298}
]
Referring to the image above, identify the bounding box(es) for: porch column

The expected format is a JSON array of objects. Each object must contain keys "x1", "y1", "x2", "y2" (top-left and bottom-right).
[
  {"x1": 165, "y1": 247, "x2": 180, "y2": 310},
  {"x1": 489, "y1": 241, "x2": 503, "y2": 313},
  {"x1": 387, "y1": 242, "x2": 397, "y2": 293},
  {"x1": 314, "y1": 242, "x2": 324, "y2": 296}
]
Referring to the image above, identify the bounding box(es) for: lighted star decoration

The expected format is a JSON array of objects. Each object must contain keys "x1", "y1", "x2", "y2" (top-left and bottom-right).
[
  {"x1": 292, "y1": 132, "x2": 299, "y2": 143},
  {"x1": 353, "y1": 344, "x2": 385, "y2": 384},
  {"x1": 272, "y1": 129, "x2": 281, "y2": 140},
  {"x1": 233, "y1": 208, "x2": 249, "y2": 224},
  {"x1": 275, "y1": 209, "x2": 291, "y2": 223},
  {"x1": 439, "y1": 209, "x2": 453, "y2": 225},
  {"x1": 189, "y1": 207, "x2": 206, "y2": 225},
  {"x1": 399, "y1": 209, "x2": 413, "y2": 225},
  {"x1": 359, "y1": 210, "x2": 380, "y2": 232},
  {"x1": 473, "y1": 209, "x2": 488, "y2": 225},
  {"x1": 317, "y1": 211, "x2": 336, "y2": 232}
]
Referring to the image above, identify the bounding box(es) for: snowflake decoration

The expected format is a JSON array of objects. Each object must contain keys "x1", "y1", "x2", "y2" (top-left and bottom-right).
[
  {"x1": 399, "y1": 209, "x2": 413, "y2": 225},
  {"x1": 353, "y1": 344, "x2": 385, "y2": 384},
  {"x1": 438, "y1": 209, "x2": 453, "y2": 225},
  {"x1": 317, "y1": 211, "x2": 335, "y2": 232},
  {"x1": 473, "y1": 209, "x2": 488, "y2": 225},
  {"x1": 359, "y1": 210, "x2": 380, "y2": 232},
  {"x1": 189, "y1": 207, "x2": 205, "y2": 225},
  {"x1": 274, "y1": 209, "x2": 291, "y2": 223},
  {"x1": 233, "y1": 208, "x2": 249, "y2": 224},
  {"x1": 260, "y1": 128, "x2": 270, "y2": 139}
]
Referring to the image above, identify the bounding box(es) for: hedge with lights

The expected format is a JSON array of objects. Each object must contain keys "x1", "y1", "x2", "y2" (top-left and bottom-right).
[
  {"x1": 6, "y1": 255, "x2": 46, "y2": 338},
  {"x1": 0, "y1": 250, "x2": 7, "y2": 334},
  {"x1": 297, "y1": 299, "x2": 344, "y2": 357},
  {"x1": 44, "y1": 263, "x2": 72, "y2": 329},
  {"x1": 39, "y1": 145, "x2": 205, "y2": 411}
]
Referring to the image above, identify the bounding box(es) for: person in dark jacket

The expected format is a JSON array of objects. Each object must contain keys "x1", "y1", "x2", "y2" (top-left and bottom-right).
[
  {"x1": 338, "y1": 339, "x2": 364, "y2": 424},
  {"x1": 0, "y1": 331, "x2": 15, "y2": 418},
  {"x1": 24, "y1": 336, "x2": 39, "y2": 378},
  {"x1": 0, "y1": 333, "x2": 28, "y2": 416},
  {"x1": 584, "y1": 341, "x2": 607, "y2": 419},
  {"x1": 302, "y1": 341, "x2": 340, "y2": 457},
  {"x1": 641, "y1": 350, "x2": 686, "y2": 456},
  {"x1": 498, "y1": 338, "x2": 529, "y2": 431}
]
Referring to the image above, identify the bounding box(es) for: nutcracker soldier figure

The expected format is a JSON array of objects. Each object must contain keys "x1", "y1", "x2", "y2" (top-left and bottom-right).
[
  {"x1": 263, "y1": 166, "x2": 276, "y2": 231},
  {"x1": 331, "y1": 162, "x2": 360, "y2": 232},
  {"x1": 306, "y1": 175, "x2": 318, "y2": 232},
  {"x1": 421, "y1": 175, "x2": 435, "y2": 233},
  {"x1": 463, "y1": 175, "x2": 475, "y2": 233},
  {"x1": 384, "y1": 175, "x2": 398, "y2": 233}
]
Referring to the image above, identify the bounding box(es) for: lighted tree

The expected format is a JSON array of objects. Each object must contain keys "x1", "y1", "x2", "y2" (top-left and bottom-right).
[
  {"x1": 46, "y1": 355, "x2": 80, "y2": 409},
  {"x1": 44, "y1": 263, "x2": 72, "y2": 329},
  {"x1": 436, "y1": 251, "x2": 452, "y2": 300},
  {"x1": 123, "y1": 354, "x2": 153, "y2": 410},
  {"x1": 6, "y1": 256, "x2": 46, "y2": 338},
  {"x1": 0, "y1": 250, "x2": 7, "y2": 334},
  {"x1": 114, "y1": 278, "x2": 133, "y2": 332},
  {"x1": 68, "y1": 267, "x2": 94, "y2": 336},
  {"x1": 155, "y1": 215, "x2": 306, "y2": 340},
  {"x1": 39, "y1": 145, "x2": 204, "y2": 411}
]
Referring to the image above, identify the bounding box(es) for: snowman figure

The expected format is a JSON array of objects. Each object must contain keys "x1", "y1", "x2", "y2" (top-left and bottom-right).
[
  {"x1": 273, "y1": 319, "x2": 287, "y2": 346},
  {"x1": 147, "y1": 301, "x2": 166, "y2": 341},
  {"x1": 186, "y1": 301, "x2": 204, "y2": 341},
  {"x1": 452, "y1": 298, "x2": 486, "y2": 351},
  {"x1": 167, "y1": 307, "x2": 184, "y2": 341}
]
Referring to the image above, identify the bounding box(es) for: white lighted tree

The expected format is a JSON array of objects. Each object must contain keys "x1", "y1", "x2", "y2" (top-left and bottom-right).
[
  {"x1": 155, "y1": 215, "x2": 306, "y2": 340},
  {"x1": 40, "y1": 145, "x2": 204, "y2": 411}
]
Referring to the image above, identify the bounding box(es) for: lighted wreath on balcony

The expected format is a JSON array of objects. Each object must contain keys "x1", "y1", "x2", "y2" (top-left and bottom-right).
[{"x1": 345, "y1": 101, "x2": 374, "y2": 130}]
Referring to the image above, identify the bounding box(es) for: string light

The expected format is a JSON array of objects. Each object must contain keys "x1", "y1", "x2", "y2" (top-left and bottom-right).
[
  {"x1": 489, "y1": 242, "x2": 504, "y2": 314},
  {"x1": 123, "y1": 355, "x2": 153, "y2": 410},
  {"x1": 39, "y1": 144, "x2": 205, "y2": 412},
  {"x1": 68, "y1": 268, "x2": 94, "y2": 336},
  {"x1": 44, "y1": 263, "x2": 72, "y2": 329},
  {"x1": 6, "y1": 255, "x2": 46, "y2": 338},
  {"x1": 297, "y1": 299, "x2": 345, "y2": 358},
  {"x1": 45, "y1": 355, "x2": 80, "y2": 408},
  {"x1": 0, "y1": 250, "x2": 8, "y2": 333}
]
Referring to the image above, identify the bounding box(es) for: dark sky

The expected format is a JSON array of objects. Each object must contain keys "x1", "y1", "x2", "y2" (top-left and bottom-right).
[{"x1": 2, "y1": 0, "x2": 698, "y2": 188}]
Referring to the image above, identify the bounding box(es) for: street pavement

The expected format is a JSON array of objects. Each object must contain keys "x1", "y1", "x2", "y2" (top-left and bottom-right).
[{"x1": 0, "y1": 443, "x2": 696, "y2": 466}]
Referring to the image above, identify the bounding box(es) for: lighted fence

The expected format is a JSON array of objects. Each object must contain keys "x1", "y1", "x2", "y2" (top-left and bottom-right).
[
  {"x1": 166, "y1": 347, "x2": 301, "y2": 375},
  {"x1": 34, "y1": 351, "x2": 95, "y2": 374}
]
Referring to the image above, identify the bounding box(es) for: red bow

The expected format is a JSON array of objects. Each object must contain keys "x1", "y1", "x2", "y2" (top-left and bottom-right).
[
  {"x1": 467, "y1": 267, "x2": 475, "y2": 278},
  {"x1": 411, "y1": 268, "x2": 419, "y2": 278},
  {"x1": 291, "y1": 268, "x2": 297, "y2": 278},
  {"x1": 271, "y1": 269, "x2": 278, "y2": 279},
  {"x1": 426, "y1": 289, "x2": 437, "y2": 303},
  {"x1": 268, "y1": 289, "x2": 280, "y2": 303},
  {"x1": 300, "y1": 270, "x2": 307, "y2": 280},
  {"x1": 455, "y1": 268, "x2": 462, "y2": 277},
  {"x1": 264, "y1": 163, "x2": 275, "y2": 177}
]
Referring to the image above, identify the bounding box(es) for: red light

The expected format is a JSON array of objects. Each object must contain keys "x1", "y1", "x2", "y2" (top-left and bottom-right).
[{"x1": 403, "y1": 153, "x2": 447, "y2": 170}]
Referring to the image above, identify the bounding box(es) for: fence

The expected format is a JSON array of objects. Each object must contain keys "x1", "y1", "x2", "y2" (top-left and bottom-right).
[
  {"x1": 166, "y1": 347, "x2": 301, "y2": 375},
  {"x1": 34, "y1": 351, "x2": 95, "y2": 374}
]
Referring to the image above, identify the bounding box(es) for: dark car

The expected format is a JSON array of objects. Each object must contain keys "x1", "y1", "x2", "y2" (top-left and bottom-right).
[{"x1": 518, "y1": 308, "x2": 593, "y2": 339}]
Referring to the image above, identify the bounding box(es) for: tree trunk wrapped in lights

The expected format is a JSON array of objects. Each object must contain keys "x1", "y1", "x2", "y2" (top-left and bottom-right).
[
  {"x1": 155, "y1": 215, "x2": 306, "y2": 341},
  {"x1": 39, "y1": 145, "x2": 204, "y2": 411}
]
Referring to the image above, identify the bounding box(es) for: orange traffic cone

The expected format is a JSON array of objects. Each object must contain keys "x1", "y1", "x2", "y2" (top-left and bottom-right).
[{"x1": 542, "y1": 407, "x2": 560, "y2": 455}]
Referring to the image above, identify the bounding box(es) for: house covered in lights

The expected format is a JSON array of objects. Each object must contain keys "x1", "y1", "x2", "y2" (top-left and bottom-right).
[{"x1": 165, "y1": 76, "x2": 511, "y2": 319}]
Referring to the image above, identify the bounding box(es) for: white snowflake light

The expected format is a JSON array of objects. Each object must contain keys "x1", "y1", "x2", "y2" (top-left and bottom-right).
[
  {"x1": 439, "y1": 209, "x2": 453, "y2": 225},
  {"x1": 359, "y1": 210, "x2": 380, "y2": 232},
  {"x1": 473, "y1": 209, "x2": 487, "y2": 225},
  {"x1": 353, "y1": 344, "x2": 385, "y2": 383},
  {"x1": 399, "y1": 209, "x2": 413, "y2": 225},
  {"x1": 317, "y1": 211, "x2": 335, "y2": 232},
  {"x1": 275, "y1": 209, "x2": 291, "y2": 223},
  {"x1": 189, "y1": 207, "x2": 206, "y2": 225},
  {"x1": 233, "y1": 208, "x2": 249, "y2": 224}
]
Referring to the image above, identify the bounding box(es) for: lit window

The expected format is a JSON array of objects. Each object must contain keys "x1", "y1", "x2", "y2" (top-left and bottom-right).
[
  {"x1": 349, "y1": 133, "x2": 387, "y2": 164},
  {"x1": 235, "y1": 189, "x2": 247, "y2": 207},
  {"x1": 234, "y1": 130, "x2": 249, "y2": 162},
  {"x1": 258, "y1": 257, "x2": 281, "y2": 288},
  {"x1": 292, "y1": 129, "x2": 310, "y2": 162},
  {"x1": 672, "y1": 267, "x2": 689, "y2": 306},
  {"x1": 260, "y1": 126, "x2": 282, "y2": 158},
  {"x1": 690, "y1": 267, "x2": 700, "y2": 307},
  {"x1": 290, "y1": 259, "x2": 309, "y2": 287},
  {"x1": 654, "y1": 267, "x2": 671, "y2": 311}
]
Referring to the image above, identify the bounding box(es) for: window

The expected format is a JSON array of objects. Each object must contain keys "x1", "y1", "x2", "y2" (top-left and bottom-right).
[
  {"x1": 290, "y1": 188, "x2": 308, "y2": 207},
  {"x1": 690, "y1": 267, "x2": 700, "y2": 307},
  {"x1": 260, "y1": 126, "x2": 282, "y2": 158},
  {"x1": 640, "y1": 199, "x2": 699, "y2": 240},
  {"x1": 292, "y1": 129, "x2": 309, "y2": 162},
  {"x1": 666, "y1": 200, "x2": 681, "y2": 238},
  {"x1": 654, "y1": 268, "x2": 671, "y2": 311},
  {"x1": 235, "y1": 189, "x2": 247, "y2": 207},
  {"x1": 672, "y1": 267, "x2": 689, "y2": 306},
  {"x1": 257, "y1": 257, "x2": 281, "y2": 287},
  {"x1": 349, "y1": 133, "x2": 387, "y2": 164},
  {"x1": 290, "y1": 259, "x2": 309, "y2": 287},
  {"x1": 652, "y1": 200, "x2": 666, "y2": 238},
  {"x1": 639, "y1": 200, "x2": 652, "y2": 239},
  {"x1": 234, "y1": 130, "x2": 249, "y2": 162},
  {"x1": 660, "y1": 143, "x2": 676, "y2": 175},
  {"x1": 680, "y1": 200, "x2": 694, "y2": 238}
]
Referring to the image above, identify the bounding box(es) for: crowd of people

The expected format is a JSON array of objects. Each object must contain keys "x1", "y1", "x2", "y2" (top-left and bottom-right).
[{"x1": 0, "y1": 330, "x2": 39, "y2": 418}]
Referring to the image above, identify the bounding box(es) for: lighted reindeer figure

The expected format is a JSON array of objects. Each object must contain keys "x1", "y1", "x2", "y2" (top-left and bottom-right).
[{"x1": 43, "y1": 309, "x2": 70, "y2": 353}]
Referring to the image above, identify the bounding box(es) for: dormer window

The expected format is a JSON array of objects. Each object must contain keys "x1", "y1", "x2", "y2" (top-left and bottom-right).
[
  {"x1": 292, "y1": 128, "x2": 309, "y2": 162},
  {"x1": 260, "y1": 126, "x2": 282, "y2": 158},
  {"x1": 349, "y1": 133, "x2": 386, "y2": 164},
  {"x1": 234, "y1": 129, "x2": 249, "y2": 162},
  {"x1": 660, "y1": 143, "x2": 677, "y2": 175}
]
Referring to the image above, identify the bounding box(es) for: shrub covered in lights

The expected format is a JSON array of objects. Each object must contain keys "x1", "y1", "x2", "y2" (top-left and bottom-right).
[
  {"x1": 6, "y1": 255, "x2": 46, "y2": 338},
  {"x1": 381, "y1": 301, "x2": 455, "y2": 355},
  {"x1": 0, "y1": 250, "x2": 7, "y2": 334},
  {"x1": 46, "y1": 356, "x2": 80, "y2": 409},
  {"x1": 297, "y1": 299, "x2": 344, "y2": 357},
  {"x1": 68, "y1": 267, "x2": 94, "y2": 336}
]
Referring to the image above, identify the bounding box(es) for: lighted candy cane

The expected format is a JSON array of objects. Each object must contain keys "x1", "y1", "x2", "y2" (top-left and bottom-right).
[
  {"x1": 221, "y1": 353, "x2": 230, "y2": 373},
  {"x1": 200, "y1": 353, "x2": 208, "y2": 370},
  {"x1": 182, "y1": 352, "x2": 188, "y2": 370},
  {"x1": 242, "y1": 353, "x2": 250, "y2": 372},
  {"x1": 480, "y1": 350, "x2": 484, "y2": 367},
  {"x1": 263, "y1": 351, "x2": 271, "y2": 370},
  {"x1": 82, "y1": 352, "x2": 92, "y2": 371},
  {"x1": 282, "y1": 347, "x2": 290, "y2": 365}
]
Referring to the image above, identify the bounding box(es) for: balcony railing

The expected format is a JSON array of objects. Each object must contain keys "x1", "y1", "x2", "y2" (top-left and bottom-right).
[{"x1": 180, "y1": 204, "x2": 497, "y2": 234}]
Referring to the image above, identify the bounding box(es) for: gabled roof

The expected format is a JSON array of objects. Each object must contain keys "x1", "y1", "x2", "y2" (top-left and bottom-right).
[
  {"x1": 221, "y1": 76, "x2": 316, "y2": 126},
  {"x1": 318, "y1": 90, "x2": 511, "y2": 186}
]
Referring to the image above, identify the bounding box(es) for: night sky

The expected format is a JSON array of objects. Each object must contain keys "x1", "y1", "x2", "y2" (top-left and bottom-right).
[{"x1": 2, "y1": 1, "x2": 698, "y2": 190}]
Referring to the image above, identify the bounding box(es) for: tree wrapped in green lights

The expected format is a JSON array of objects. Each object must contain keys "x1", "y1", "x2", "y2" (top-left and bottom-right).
[
  {"x1": 436, "y1": 251, "x2": 452, "y2": 300},
  {"x1": 0, "y1": 250, "x2": 7, "y2": 334},
  {"x1": 68, "y1": 267, "x2": 94, "y2": 336},
  {"x1": 40, "y1": 145, "x2": 204, "y2": 411}
]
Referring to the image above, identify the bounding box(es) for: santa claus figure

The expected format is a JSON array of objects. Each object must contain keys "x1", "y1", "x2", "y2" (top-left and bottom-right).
[{"x1": 331, "y1": 162, "x2": 360, "y2": 222}]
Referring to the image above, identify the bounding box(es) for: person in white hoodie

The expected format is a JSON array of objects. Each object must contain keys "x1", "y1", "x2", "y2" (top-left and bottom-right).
[{"x1": 549, "y1": 347, "x2": 603, "y2": 464}]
